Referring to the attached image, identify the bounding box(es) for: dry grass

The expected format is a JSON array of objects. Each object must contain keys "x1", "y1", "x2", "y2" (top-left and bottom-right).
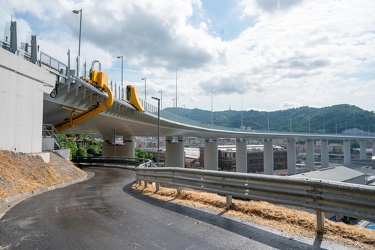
[
  {"x1": 132, "y1": 183, "x2": 375, "y2": 249},
  {"x1": 0, "y1": 150, "x2": 86, "y2": 199}
]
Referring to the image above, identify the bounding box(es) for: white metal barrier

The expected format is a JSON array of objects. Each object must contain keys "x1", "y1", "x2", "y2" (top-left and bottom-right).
[{"x1": 136, "y1": 167, "x2": 375, "y2": 235}]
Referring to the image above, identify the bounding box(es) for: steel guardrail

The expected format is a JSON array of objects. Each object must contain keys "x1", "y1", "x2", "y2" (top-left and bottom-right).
[
  {"x1": 73, "y1": 156, "x2": 153, "y2": 167},
  {"x1": 135, "y1": 167, "x2": 375, "y2": 234}
]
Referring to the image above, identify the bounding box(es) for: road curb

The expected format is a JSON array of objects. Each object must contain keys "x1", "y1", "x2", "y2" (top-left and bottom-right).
[{"x1": 0, "y1": 171, "x2": 95, "y2": 219}]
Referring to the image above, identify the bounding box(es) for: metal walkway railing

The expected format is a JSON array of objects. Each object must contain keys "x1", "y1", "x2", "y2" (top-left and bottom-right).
[{"x1": 42, "y1": 124, "x2": 65, "y2": 149}]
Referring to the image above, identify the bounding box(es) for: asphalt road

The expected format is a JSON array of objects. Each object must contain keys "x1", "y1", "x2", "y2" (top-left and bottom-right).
[{"x1": 0, "y1": 166, "x2": 356, "y2": 249}]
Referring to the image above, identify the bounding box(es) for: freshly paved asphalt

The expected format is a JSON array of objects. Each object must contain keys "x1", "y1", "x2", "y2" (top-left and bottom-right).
[{"x1": 0, "y1": 166, "x2": 356, "y2": 249}]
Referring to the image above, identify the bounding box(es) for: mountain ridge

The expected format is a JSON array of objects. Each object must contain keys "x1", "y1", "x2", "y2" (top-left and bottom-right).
[{"x1": 164, "y1": 104, "x2": 375, "y2": 134}]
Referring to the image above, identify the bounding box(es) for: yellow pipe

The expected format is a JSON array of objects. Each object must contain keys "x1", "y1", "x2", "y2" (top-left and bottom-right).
[{"x1": 54, "y1": 82, "x2": 114, "y2": 133}]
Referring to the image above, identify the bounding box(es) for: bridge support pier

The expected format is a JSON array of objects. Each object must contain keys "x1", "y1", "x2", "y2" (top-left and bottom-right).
[
  {"x1": 343, "y1": 140, "x2": 351, "y2": 165},
  {"x1": 359, "y1": 140, "x2": 366, "y2": 160},
  {"x1": 165, "y1": 137, "x2": 184, "y2": 167},
  {"x1": 287, "y1": 139, "x2": 296, "y2": 175},
  {"x1": 236, "y1": 139, "x2": 247, "y2": 173},
  {"x1": 204, "y1": 139, "x2": 218, "y2": 170},
  {"x1": 123, "y1": 135, "x2": 135, "y2": 157},
  {"x1": 102, "y1": 135, "x2": 135, "y2": 157},
  {"x1": 305, "y1": 140, "x2": 314, "y2": 171},
  {"x1": 264, "y1": 139, "x2": 273, "y2": 175},
  {"x1": 321, "y1": 139, "x2": 329, "y2": 168}
]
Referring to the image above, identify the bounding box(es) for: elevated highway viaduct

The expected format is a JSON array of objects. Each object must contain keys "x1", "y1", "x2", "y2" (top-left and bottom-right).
[{"x1": 1, "y1": 46, "x2": 375, "y2": 175}]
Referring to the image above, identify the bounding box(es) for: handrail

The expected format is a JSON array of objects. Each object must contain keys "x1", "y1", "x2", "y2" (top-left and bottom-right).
[
  {"x1": 54, "y1": 68, "x2": 114, "y2": 132},
  {"x1": 42, "y1": 124, "x2": 65, "y2": 149},
  {"x1": 135, "y1": 167, "x2": 375, "y2": 235}
]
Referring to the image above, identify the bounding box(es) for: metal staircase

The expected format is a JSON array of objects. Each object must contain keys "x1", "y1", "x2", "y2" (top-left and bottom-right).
[{"x1": 42, "y1": 124, "x2": 66, "y2": 149}]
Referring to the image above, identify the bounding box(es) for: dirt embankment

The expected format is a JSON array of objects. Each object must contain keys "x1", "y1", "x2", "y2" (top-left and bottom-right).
[
  {"x1": 132, "y1": 183, "x2": 375, "y2": 250},
  {"x1": 0, "y1": 150, "x2": 86, "y2": 199}
]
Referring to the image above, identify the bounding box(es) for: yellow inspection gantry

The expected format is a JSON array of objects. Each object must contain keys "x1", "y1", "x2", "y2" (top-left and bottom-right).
[{"x1": 54, "y1": 60, "x2": 114, "y2": 133}]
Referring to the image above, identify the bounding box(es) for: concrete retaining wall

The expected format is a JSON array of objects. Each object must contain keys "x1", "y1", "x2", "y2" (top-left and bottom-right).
[{"x1": 0, "y1": 49, "x2": 54, "y2": 153}]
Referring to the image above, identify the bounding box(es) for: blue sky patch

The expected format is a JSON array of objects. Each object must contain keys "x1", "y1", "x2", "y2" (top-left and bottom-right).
[{"x1": 189, "y1": 0, "x2": 256, "y2": 41}]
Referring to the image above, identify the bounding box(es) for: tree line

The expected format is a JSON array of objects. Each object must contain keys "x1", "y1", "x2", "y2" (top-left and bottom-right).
[{"x1": 165, "y1": 104, "x2": 375, "y2": 134}]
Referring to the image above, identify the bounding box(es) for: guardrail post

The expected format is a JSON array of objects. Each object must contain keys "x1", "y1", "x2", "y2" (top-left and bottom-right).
[
  {"x1": 176, "y1": 186, "x2": 182, "y2": 196},
  {"x1": 144, "y1": 180, "x2": 148, "y2": 188},
  {"x1": 155, "y1": 182, "x2": 160, "y2": 192},
  {"x1": 226, "y1": 195, "x2": 232, "y2": 209},
  {"x1": 316, "y1": 210, "x2": 325, "y2": 235}
]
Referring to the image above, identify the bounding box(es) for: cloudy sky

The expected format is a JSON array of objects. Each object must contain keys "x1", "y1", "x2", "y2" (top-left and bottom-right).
[{"x1": 1, "y1": 0, "x2": 375, "y2": 112}]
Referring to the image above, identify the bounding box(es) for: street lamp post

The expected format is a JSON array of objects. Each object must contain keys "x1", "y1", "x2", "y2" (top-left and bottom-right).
[
  {"x1": 111, "y1": 128, "x2": 116, "y2": 157},
  {"x1": 141, "y1": 78, "x2": 146, "y2": 101},
  {"x1": 175, "y1": 68, "x2": 178, "y2": 108},
  {"x1": 72, "y1": 9, "x2": 82, "y2": 76},
  {"x1": 117, "y1": 55, "x2": 123, "y2": 98},
  {"x1": 158, "y1": 90, "x2": 163, "y2": 110},
  {"x1": 152, "y1": 97, "x2": 160, "y2": 167}
]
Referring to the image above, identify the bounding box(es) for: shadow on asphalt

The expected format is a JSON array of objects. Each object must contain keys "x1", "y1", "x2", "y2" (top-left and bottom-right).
[{"x1": 122, "y1": 182, "x2": 326, "y2": 250}]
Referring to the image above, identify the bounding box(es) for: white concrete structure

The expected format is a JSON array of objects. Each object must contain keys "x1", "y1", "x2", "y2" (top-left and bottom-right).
[
  {"x1": 287, "y1": 139, "x2": 296, "y2": 175},
  {"x1": 263, "y1": 139, "x2": 273, "y2": 175},
  {"x1": 235, "y1": 139, "x2": 247, "y2": 173},
  {"x1": 102, "y1": 135, "x2": 136, "y2": 157},
  {"x1": 321, "y1": 139, "x2": 329, "y2": 168},
  {"x1": 165, "y1": 137, "x2": 184, "y2": 167},
  {"x1": 305, "y1": 140, "x2": 314, "y2": 171},
  {"x1": 359, "y1": 140, "x2": 367, "y2": 160},
  {"x1": 204, "y1": 139, "x2": 218, "y2": 170},
  {"x1": 123, "y1": 136, "x2": 136, "y2": 157},
  {"x1": 343, "y1": 140, "x2": 351, "y2": 165},
  {"x1": 0, "y1": 48, "x2": 54, "y2": 153}
]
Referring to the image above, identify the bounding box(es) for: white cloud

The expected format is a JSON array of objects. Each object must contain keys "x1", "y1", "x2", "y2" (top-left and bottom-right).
[{"x1": 1, "y1": 0, "x2": 375, "y2": 112}]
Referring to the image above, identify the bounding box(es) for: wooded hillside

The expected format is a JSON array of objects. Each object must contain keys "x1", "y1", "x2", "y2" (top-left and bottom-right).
[{"x1": 165, "y1": 104, "x2": 375, "y2": 134}]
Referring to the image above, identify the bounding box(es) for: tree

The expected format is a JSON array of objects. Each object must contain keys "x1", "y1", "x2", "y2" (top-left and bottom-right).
[
  {"x1": 76, "y1": 146, "x2": 88, "y2": 158},
  {"x1": 86, "y1": 140, "x2": 102, "y2": 156},
  {"x1": 135, "y1": 148, "x2": 156, "y2": 161},
  {"x1": 65, "y1": 140, "x2": 77, "y2": 159}
]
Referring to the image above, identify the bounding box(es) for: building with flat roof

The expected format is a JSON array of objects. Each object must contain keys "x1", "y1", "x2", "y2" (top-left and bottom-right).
[
  {"x1": 293, "y1": 166, "x2": 365, "y2": 185},
  {"x1": 293, "y1": 166, "x2": 366, "y2": 222}
]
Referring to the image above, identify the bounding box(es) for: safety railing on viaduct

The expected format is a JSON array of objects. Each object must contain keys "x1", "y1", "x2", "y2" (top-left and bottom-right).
[{"x1": 135, "y1": 166, "x2": 375, "y2": 235}]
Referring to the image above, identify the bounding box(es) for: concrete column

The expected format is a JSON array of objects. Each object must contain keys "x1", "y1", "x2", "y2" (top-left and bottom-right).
[
  {"x1": 165, "y1": 137, "x2": 185, "y2": 167},
  {"x1": 320, "y1": 139, "x2": 329, "y2": 168},
  {"x1": 102, "y1": 135, "x2": 135, "y2": 157},
  {"x1": 343, "y1": 140, "x2": 351, "y2": 165},
  {"x1": 123, "y1": 135, "x2": 136, "y2": 157},
  {"x1": 359, "y1": 140, "x2": 366, "y2": 160},
  {"x1": 305, "y1": 139, "x2": 314, "y2": 171},
  {"x1": 287, "y1": 139, "x2": 296, "y2": 175},
  {"x1": 263, "y1": 139, "x2": 273, "y2": 175},
  {"x1": 102, "y1": 142, "x2": 115, "y2": 156},
  {"x1": 372, "y1": 140, "x2": 375, "y2": 158},
  {"x1": 204, "y1": 139, "x2": 218, "y2": 171},
  {"x1": 236, "y1": 139, "x2": 247, "y2": 173}
]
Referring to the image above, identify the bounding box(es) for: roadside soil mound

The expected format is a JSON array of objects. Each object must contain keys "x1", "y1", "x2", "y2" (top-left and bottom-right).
[
  {"x1": 132, "y1": 183, "x2": 375, "y2": 250},
  {"x1": 0, "y1": 150, "x2": 86, "y2": 199}
]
